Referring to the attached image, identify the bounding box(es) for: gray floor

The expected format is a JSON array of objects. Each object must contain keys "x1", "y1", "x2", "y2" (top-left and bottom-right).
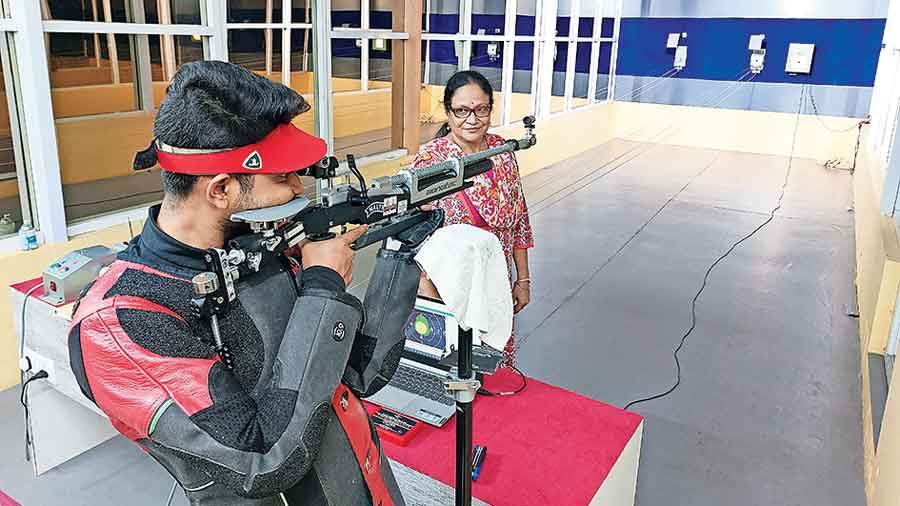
[{"x1": 0, "y1": 139, "x2": 864, "y2": 506}]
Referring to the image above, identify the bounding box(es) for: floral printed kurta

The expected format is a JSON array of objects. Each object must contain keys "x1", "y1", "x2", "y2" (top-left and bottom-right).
[{"x1": 413, "y1": 133, "x2": 534, "y2": 365}]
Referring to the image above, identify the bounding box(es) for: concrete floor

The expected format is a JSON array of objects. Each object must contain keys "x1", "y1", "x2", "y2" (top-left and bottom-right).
[{"x1": 0, "y1": 139, "x2": 864, "y2": 506}]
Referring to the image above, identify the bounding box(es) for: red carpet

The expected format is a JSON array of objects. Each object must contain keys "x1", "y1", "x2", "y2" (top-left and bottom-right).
[
  {"x1": 367, "y1": 368, "x2": 643, "y2": 506},
  {"x1": 0, "y1": 490, "x2": 21, "y2": 506}
]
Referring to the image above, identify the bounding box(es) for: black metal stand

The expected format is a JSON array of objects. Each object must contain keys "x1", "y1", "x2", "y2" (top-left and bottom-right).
[{"x1": 454, "y1": 327, "x2": 474, "y2": 506}]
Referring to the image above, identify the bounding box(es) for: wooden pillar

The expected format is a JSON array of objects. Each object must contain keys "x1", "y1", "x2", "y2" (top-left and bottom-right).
[
  {"x1": 265, "y1": 0, "x2": 273, "y2": 75},
  {"x1": 40, "y1": 0, "x2": 52, "y2": 68},
  {"x1": 102, "y1": 0, "x2": 120, "y2": 84},
  {"x1": 157, "y1": 0, "x2": 177, "y2": 81},
  {"x1": 303, "y1": 2, "x2": 311, "y2": 71},
  {"x1": 91, "y1": 0, "x2": 101, "y2": 67},
  {"x1": 390, "y1": 0, "x2": 422, "y2": 153}
]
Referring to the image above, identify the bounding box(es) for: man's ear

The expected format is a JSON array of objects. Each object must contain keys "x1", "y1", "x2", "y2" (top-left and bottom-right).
[{"x1": 205, "y1": 174, "x2": 233, "y2": 210}]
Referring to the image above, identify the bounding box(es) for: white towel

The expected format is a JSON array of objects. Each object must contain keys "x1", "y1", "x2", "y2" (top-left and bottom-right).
[{"x1": 414, "y1": 224, "x2": 513, "y2": 352}]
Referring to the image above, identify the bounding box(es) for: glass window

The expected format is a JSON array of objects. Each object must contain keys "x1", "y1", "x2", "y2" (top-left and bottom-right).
[
  {"x1": 469, "y1": 39, "x2": 503, "y2": 127},
  {"x1": 331, "y1": 38, "x2": 361, "y2": 91},
  {"x1": 550, "y1": 41, "x2": 567, "y2": 113},
  {"x1": 509, "y1": 41, "x2": 535, "y2": 121},
  {"x1": 421, "y1": 40, "x2": 456, "y2": 137},
  {"x1": 47, "y1": 0, "x2": 202, "y2": 24},
  {"x1": 368, "y1": 38, "x2": 393, "y2": 86},
  {"x1": 333, "y1": 41, "x2": 395, "y2": 159},
  {"x1": 292, "y1": 0, "x2": 311, "y2": 23},
  {"x1": 47, "y1": 29, "x2": 206, "y2": 223},
  {"x1": 288, "y1": 28, "x2": 315, "y2": 137},
  {"x1": 472, "y1": 0, "x2": 505, "y2": 36},
  {"x1": 572, "y1": 42, "x2": 591, "y2": 107},
  {"x1": 596, "y1": 41, "x2": 612, "y2": 101},
  {"x1": 332, "y1": 0, "x2": 361, "y2": 28},
  {"x1": 425, "y1": 0, "x2": 460, "y2": 34},
  {"x1": 515, "y1": 0, "x2": 537, "y2": 36},
  {"x1": 556, "y1": 3, "x2": 571, "y2": 38},
  {"x1": 229, "y1": 29, "x2": 284, "y2": 76},
  {"x1": 370, "y1": 0, "x2": 393, "y2": 30},
  {"x1": 0, "y1": 46, "x2": 26, "y2": 237},
  {"x1": 150, "y1": 35, "x2": 204, "y2": 85},
  {"x1": 577, "y1": 0, "x2": 599, "y2": 38},
  {"x1": 228, "y1": 0, "x2": 283, "y2": 24},
  {"x1": 48, "y1": 32, "x2": 140, "y2": 117}
]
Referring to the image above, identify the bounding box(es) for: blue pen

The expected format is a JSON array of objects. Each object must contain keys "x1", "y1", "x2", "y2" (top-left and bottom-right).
[{"x1": 472, "y1": 445, "x2": 487, "y2": 481}]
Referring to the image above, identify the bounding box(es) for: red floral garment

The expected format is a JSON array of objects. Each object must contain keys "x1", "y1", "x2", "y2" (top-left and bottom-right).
[{"x1": 413, "y1": 133, "x2": 534, "y2": 365}]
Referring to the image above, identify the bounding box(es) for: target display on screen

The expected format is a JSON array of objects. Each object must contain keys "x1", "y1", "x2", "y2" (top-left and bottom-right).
[{"x1": 403, "y1": 309, "x2": 447, "y2": 350}]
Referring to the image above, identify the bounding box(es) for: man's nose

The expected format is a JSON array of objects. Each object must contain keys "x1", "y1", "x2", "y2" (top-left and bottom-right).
[{"x1": 289, "y1": 173, "x2": 304, "y2": 195}]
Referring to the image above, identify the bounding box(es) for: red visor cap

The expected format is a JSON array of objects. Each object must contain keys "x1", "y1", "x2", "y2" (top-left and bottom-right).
[{"x1": 155, "y1": 123, "x2": 328, "y2": 175}]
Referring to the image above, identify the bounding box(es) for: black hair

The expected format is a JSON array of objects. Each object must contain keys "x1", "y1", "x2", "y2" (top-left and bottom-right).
[
  {"x1": 434, "y1": 70, "x2": 494, "y2": 139},
  {"x1": 150, "y1": 61, "x2": 310, "y2": 199}
]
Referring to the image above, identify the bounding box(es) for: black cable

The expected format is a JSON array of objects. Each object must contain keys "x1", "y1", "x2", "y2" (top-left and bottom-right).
[
  {"x1": 65, "y1": 189, "x2": 163, "y2": 209},
  {"x1": 849, "y1": 118, "x2": 870, "y2": 174},
  {"x1": 477, "y1": 364, "x2": 527, "y2": 397},
  {"x1": 18, "y1": 283, "x2": 45, "y2": 462},
  {"x1": 20, "y1": 369, "x2": 48, "y2": 462},
  {"x1": 513, "y1": 156, "x2": 717, "y2": 356},
  {"x1": 623, "y1": 84, "x2": 807, "y2": 411},
  {"x1": 807, "y1": 86, "x2": 865, "y2": 134}
]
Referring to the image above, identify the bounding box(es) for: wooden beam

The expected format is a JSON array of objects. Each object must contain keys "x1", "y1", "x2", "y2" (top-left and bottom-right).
[
  {"x1": 390, "y1": 0, "x2": 422, "y2": 152},
  {"x1": 102, "y1": 0, "x2": 120, "y2": 84}
]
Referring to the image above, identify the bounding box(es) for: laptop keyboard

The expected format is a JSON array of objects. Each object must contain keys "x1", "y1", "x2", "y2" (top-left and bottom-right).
[{"x1": 390, "y1": 364, "x2": 456, "y2": 406}]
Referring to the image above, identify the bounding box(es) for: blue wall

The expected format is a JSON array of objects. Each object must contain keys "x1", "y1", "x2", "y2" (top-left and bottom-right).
[{"x1": 617, "y1": 17, "x2": 885, "y2": 86}]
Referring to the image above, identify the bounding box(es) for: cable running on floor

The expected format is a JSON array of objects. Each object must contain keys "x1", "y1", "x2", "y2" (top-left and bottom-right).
[
  {"x1": 514, "y1": 72, "x2": 761, "y2": 356},
  {"x1": 622, "y1": 84, "x2": 807, "y2": 410}
]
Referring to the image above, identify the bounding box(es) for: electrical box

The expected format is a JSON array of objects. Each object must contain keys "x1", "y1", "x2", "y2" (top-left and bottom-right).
[
  {"x1": 666, "y1": 32, "x2": 681, "y2": 49},
  {"x1": 674, "y1": 46, "x2": 687, "y2": 70},
  {"x1": 785, "y1": 43, "x2": 815, "y2": 74},
  {"x1": 40, "y1": 245, "x2": 123, "y2": 305},
  {"x1": 749, "y1": 34, "x2": 766, "y2": 74}
]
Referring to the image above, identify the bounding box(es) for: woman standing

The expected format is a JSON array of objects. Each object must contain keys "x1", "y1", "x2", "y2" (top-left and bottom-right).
[{"x1": 413, "y1": 70, "x2": 534, "y2": 366}]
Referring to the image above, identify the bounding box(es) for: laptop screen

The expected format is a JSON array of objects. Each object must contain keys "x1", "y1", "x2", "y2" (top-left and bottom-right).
[{"x1": 401, "y1": 297, "x2": 458, "y2": 359}]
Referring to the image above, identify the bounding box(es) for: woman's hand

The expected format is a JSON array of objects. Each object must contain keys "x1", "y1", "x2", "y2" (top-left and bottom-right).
[{"x1": 512, "y1": 280, "x2": 530, "y2": 314}]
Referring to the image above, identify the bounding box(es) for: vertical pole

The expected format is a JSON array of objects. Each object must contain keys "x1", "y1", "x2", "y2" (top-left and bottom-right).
[
  {"x1": 282, "y1": 0, "x2": 292, "y2": 88},
  {"x1": 265, "y1": 0, "x2": 273, "y2": 75},
  {"x1": 91, "y1": 0, "x2": 101, "y2": 67},
  {"x1": 102, "y1": 0, "x2": 120, "y2": 84},
  {"x1": 312, "y1": 0, "x2": 335, "y2": 195},
  {"x1": 455, "y1": 326, "x2": 474, "y2": 506},
  {"x1": 157, "y1": 0, "x2": 177, "y2": 81},
  {"x1": 500, "y1": 0, "x2": 517, "y2": 125}
]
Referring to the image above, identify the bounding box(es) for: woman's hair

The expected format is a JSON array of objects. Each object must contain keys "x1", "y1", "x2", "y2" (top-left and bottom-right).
[{"x1": 434, "y1": 70, "x2": 494, "y2": 139}]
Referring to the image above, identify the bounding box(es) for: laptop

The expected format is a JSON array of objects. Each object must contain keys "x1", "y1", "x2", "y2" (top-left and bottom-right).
[{"x1": 365, "y1": 296, "x2": 459, "y2": 427}]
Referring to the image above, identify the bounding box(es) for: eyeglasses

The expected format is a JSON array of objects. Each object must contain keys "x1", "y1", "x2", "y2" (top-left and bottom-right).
[{"x1": 450, "y1": 104, "x2": 492, "y2": 119}]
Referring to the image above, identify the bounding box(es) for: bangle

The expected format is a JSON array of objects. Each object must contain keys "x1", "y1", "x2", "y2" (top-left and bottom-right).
[{"x1": 514, "y1": 278, "x2": 531, "y2": 286}]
